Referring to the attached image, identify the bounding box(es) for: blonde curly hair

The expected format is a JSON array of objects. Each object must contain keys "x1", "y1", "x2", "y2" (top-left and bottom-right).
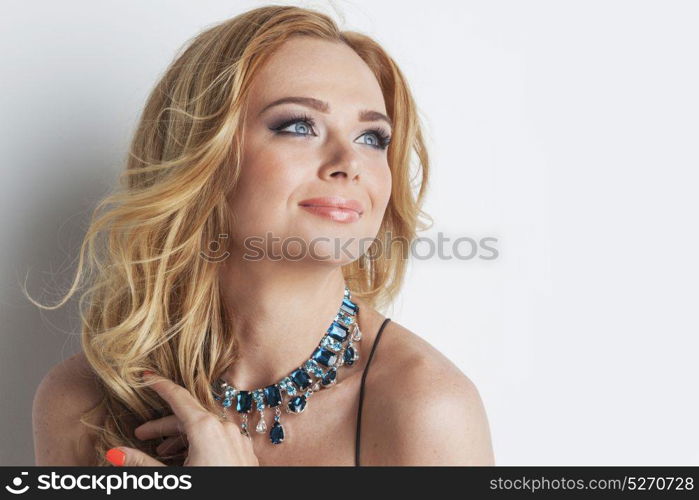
[{"x1": 25, "y1": 4, "x2": 431, "y2": 466}]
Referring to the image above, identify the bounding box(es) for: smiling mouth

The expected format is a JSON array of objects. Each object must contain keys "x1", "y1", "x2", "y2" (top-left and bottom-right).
[
  {"x1": 298, "y1": 204, "x2": 362, "y2": 214},
  {"x1": 297, "y1": 196, "x2": 364, "y2": 215},
  {"x1": 298, "y1": 204, "x2": 362, "y2": 223}
]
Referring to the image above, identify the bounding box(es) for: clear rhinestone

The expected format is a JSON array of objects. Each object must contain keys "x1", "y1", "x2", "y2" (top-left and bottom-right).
[
  {"x1": 256, "y1": 415, "x2": 267, "y2": 433},
  {"x1": 321, "y1": 336, "x2": 343, "y2": 352},
  {"x1": 352, "y1": 325, "x2": 362, "y2": 341}
]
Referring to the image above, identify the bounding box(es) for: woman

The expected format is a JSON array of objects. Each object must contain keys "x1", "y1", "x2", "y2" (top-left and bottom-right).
[{"x1": 30, "y1": 5, "x2": 494, "y2": 466}]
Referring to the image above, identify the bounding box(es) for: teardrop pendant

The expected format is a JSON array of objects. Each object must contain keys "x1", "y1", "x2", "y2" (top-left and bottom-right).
[
  {"x1": 256, "y1": 410, "x2": 267, "y2": 433},
  {"x1": 352, "y1": 324, "x2": 362, "y2": 341},
  {"x1": 270, "y1": 407, "x2": 284, "y2": 444}
]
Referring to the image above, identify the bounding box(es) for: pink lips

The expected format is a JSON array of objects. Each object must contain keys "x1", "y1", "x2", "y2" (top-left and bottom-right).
[{"x1": 298, "y1": 196, "x2": 364, "y2": 223}]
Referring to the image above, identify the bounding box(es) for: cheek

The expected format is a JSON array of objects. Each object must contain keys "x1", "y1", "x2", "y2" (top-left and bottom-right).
[
  {"x1": 382, "y1": 166, "x2": 393, "y2": 201},
  {"x1": 235, "y1": 142, "x2": 305, "y2": 209},
  {"x1": 369, "y1": 163, "x2": 392, "y2": 214},
  {"x1": 226, "y1": 147, "x2": 312, "y2": 245}
]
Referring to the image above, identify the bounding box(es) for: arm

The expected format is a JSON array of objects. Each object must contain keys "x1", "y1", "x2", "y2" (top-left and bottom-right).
[{"x1": 32, "y1": 353, "x2": 105, "y2": 466}]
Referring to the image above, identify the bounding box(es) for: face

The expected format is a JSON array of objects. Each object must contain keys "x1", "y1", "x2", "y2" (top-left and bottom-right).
[{"x1": 225, "y1": 37, "x2": 392, "y2": 266}]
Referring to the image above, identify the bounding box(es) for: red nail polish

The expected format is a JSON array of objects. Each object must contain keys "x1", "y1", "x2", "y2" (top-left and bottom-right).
[{"x1": 105, "y1": 448, "x2": 125, "y2": 466}]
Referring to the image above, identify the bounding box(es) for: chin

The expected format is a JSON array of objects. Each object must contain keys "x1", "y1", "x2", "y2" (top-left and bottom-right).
[{"x1": 291, "y1": 229, "x2": 368, "y2": 264}]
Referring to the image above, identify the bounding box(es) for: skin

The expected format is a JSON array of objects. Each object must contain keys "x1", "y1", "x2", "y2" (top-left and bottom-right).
[
  {"x1": 214, "y1": 36, "x2": 394, "y2": 396},
  {"x1": 32, "y1": 37, "x2": 495, "y2": 466}
]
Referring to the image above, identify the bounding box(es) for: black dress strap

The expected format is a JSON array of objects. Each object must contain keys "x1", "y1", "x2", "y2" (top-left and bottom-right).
[{"x1": 355, "y1": 317, "x2": 392, "y2": 466}]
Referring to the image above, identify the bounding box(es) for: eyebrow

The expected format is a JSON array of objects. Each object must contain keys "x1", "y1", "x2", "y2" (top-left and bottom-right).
[{"x1": 259, "y1": 96, "x2": 393, "y2": 129}]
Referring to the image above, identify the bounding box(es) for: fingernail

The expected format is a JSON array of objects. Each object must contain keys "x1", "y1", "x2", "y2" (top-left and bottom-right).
[{"x1": 105, "y1": 447, "x2": 126, "y2": 466}]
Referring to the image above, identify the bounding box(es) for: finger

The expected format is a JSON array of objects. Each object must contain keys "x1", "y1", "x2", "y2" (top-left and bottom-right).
[
  {"x1": 156, "y1": 434, "x2": 188, "y2": 456},
  {"x1": 135, "y1": 414, "x2": 182, "y2": 440},
  {"x1": 142, "y1": 372, "x2": 208, "y2": 428},
  {"x1": 106, "y1": 447, "x2": 165, "y2": 467},
  {"x1": 156, "y1": 435, "x2": 187, "y2": 456}
]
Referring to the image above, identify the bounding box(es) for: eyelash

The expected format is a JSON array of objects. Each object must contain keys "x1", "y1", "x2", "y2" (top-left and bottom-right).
[{"x1": 270, "y1": 113, "x2": 392, "y2": 150}]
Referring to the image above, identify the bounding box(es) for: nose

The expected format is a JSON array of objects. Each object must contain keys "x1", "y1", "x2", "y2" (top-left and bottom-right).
[{"x1": 319, "y1": 136, "x2": 361, "y2": 182}]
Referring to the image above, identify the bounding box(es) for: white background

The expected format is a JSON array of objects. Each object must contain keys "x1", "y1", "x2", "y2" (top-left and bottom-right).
[{"x1": 1, "y1": 0, "x2": 697, "y2": 465}]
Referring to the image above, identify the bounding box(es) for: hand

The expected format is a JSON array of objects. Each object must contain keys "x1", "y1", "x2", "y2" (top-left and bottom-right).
[{"x1": 105, "y1": 372, "x2": 259, "y2": 466}]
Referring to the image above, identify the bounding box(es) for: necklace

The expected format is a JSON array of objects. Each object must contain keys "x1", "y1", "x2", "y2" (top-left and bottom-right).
[{"x1": 211, "y1": 284, "x2": 362, "y2": 445}]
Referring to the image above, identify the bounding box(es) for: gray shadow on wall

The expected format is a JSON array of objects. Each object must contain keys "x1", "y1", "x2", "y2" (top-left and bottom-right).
[{"x1": 0, "y1": 118, "x2": 124, "y2": 466}]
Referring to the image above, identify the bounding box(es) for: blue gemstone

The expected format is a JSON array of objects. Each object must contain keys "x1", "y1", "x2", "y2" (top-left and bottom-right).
[
  {"x1": 340, "y1": 297, "x2": 358, "y2": 315},
  {"x1": 343, "y1": 346, "x2": 356, "y2": 366},
  {"x1": 321, "y1": 336, "x2": 342, "y2": 352},
  {"x1": 312, "y1": 347, "x2": 338, "y2": 367},
  {"x1": 264, "y1": 384, "x2": 282, "y2": 407},
  {"x1": 288, "y1": 395, "x2": 307, "y2": 413},
  {"x1": 291, "y1": 369, "x2": 311, "y2": 390},
  {"x1": 270, "y1": 422, "x2": 284, "y2": 444},
  {"x1": 328, "y1": 321, "x2": 349, "y2": 342},
  {"x1": 236, "y1": 391, "x2": 252, "y2": 413},
  {"x1": 252, "y1": 389, "x2": 265, "y2": 410},
  {"x1": 304, "y1": 359, "x2": 325, "y2": 377},
  {"x1": 321, "y1": 369, "x2": 337, "y2": 386},
  {"x1": 280, "y1": 377, "x2": 296, "y2": 395},
  {"x1": 222, "y1": 397, "x2": 232, "y2": 408}
]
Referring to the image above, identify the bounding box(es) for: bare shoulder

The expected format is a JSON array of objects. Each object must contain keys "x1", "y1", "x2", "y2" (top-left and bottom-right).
[
  {"x1": 359, "y1": 320, "x2": 495, "y2": 465},
  {"x1": 32, "y1": 351, "x2": 106, "y2": 466}
]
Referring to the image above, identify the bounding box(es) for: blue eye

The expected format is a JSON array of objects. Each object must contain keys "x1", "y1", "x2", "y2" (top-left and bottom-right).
[
  {"x1": 270, "y1": 114, "x2": 317, "y2": 137},
  {"x1": 356, "y1": 130, "x2": 391, "y2": 150},
  {"x1": 270, "y1": 114, "x2": 391, "y2": 150},
  {"x1": 279, "y1": 120, "x2": 314, "y2": 136}
]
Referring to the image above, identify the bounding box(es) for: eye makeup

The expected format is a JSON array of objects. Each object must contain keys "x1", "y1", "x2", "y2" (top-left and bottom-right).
[{"x1": 268, "y1": 112, "x2": 392, "y2": 150}]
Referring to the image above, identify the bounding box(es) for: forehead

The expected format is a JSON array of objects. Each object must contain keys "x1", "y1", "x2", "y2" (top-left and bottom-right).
[{"x1": 246, "y1": 37, "x2": 387, "y2": 114}]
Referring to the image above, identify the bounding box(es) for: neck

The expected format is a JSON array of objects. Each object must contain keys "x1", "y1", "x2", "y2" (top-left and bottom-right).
[{"x1": 217, "y1": 256, "x2": 348, "y2": 390}]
